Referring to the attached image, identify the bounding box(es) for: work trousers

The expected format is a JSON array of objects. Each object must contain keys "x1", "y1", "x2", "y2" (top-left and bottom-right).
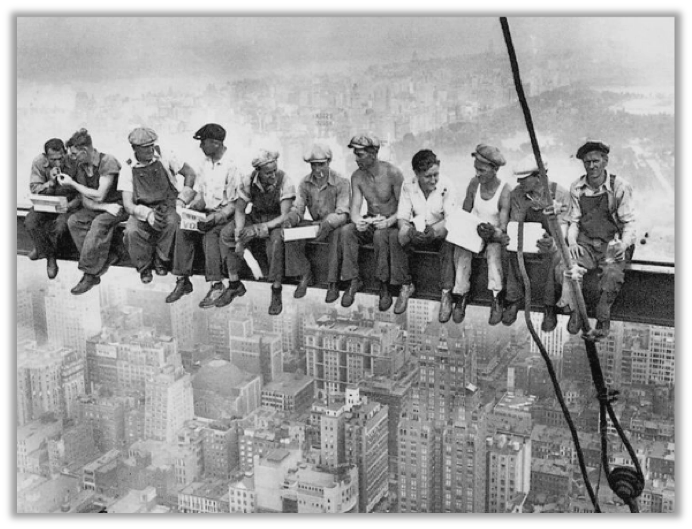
[
  {"x1": 123, "y1": 209, "x2": 180, "y2": 273},
  {"x1": 172, "y1": 222, "x2": 230, "y2": 282},
  {"x1": 67, "y1": 207, "x2": 128, "y2": 276},
  {"x1": 341, "y1": 224, "x2": 407, "y2": 284},
  {"x1": 284, "y1": 221, "x2": 346, "y2": 283},
  {"x1": 220, "y1": 220, "x2": 285, "y2": 283},
  {"x1": 403, "y1": 237, "x2": 456, "y2": 291},
  {"x1": 453, "y1": 242, "x2": 503, "y2": 295},
  {"x1": 24, "y1": 208, "x2": 71, "y2": 259},
  {"x1": 506, "y1": 250, "x2": 561, "y2": 306},
  {"x1": 555, "y1": 233, "x2": 627, "y2": 321}
]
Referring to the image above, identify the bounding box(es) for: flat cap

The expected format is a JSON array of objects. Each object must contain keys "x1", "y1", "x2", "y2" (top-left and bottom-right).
[
  {"x1": 303, "y1": 143, "x2": 332, "y2": 163},
  {"x1": 193, "y1": 123, "x2": 226, "y2": 142},
  {"x1": 128, "y1": 127, "x2": 158, "y2": 147},
  {"x1": 251, "y1": 149, "x2": 280, "y2": 168},
  {"x1": 576, "y1": 140, "x2": 610, "y2": 160},
  {"x1": 513, "y1": 155, "x2": 548, "y2": 179},
  {"x1": 472, "y1": 144, "x2": 506, "y2": 167},
  {"x1": 347, "y1": 134, "x2": 380, "y2": 150}
]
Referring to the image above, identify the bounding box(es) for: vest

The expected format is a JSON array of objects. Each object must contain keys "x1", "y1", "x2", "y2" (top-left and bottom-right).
[{"x1": 248, "y1": 170, "x2": 285, "y2": 223}]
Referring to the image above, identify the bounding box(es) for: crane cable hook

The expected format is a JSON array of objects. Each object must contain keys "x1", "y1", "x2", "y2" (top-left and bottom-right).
[{"x1": 499, "y1": 16, "x2": 644, "y2": 512}]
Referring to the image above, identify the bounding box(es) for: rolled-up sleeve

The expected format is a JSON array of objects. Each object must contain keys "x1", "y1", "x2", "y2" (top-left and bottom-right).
[
  {"x1": 292, "y1": 180, "x2": 309, "y2": 219},
  {"x1": 235, "y1": 171, "x2": 252, "y2": 203},
  {"x1": 280, "y1": 176, "x2": 297, "y2": 202},
  {"x1": 616, "y1": 180, "x2": 636, "y2": 247},
  {"x1": 397, "y1": 183, "x2": 413, "y2": 221},
  {"x1": 334, "y1": 178, "x2": 351, "y2": 216},
  {"x1": 567, "y1": 183, "x2": 582, "y2": 243},
  {"x1": 117, "y1": 166, "x2": 134, "y2": 193},
  {"x1": 29, "y1": 156, "x2": 52, "y2": 195}
]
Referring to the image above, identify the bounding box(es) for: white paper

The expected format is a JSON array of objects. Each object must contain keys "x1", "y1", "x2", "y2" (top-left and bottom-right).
[
  {"x1": 444, "y1": 208, "x2": 485, "y2": 253},
  {"x1": 283, "y1": 224, "x2": 320, "y2": 241},
  {"x1": 506, "y1": 221, "x2": 546, "y2": 253},
  {"x1": 30, "y1": 194, "x2": 68, "y2": 213},
  {"x1": 177, "y1": 207, "x2": 207, "y2": 231},
  {"x1": 244, "y1": 249, "x2": 263, "y2": 279},
  {"x1": 412, "y1": 215, "x2": 426, "y2": 232}
]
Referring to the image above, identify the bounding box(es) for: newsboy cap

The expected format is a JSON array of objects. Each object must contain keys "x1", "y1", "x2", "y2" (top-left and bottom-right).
[
  {"x1": 252, "y1": 149, "x2": 280, "y2": 168},
  {"x1": 193, "y1": 123, "x2": 226, "y2": 142},
  {"x1": 576, "y1": 140, "x2": 610, "y2": 160},
  {"x1": 128, "y1": 127, "x2": 158, "y2": 147},
  {"x1": 472, "y1": 144, "x2": 506, "y2": 167},
  {"x1": 347, "y1": 134, "x2": 380, "y2": 150},
  {"x1": 513, "y1": 155, "x2": 548, "y2": 179},
  {"x1": 303, "y1": 143, "x2": 333, "y2": 163}
]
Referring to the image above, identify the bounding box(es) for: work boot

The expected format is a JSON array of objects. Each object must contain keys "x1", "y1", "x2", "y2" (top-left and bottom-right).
[
  {"x1": 452, "y1": 294, "x2": 468, "y2": 324},
  {"x1": 268, "y1": 285, "x2": 283, "y2": 316},
  {"x1": 166, "y1": 276, "x2": 193, "y2": 303},
  {"x1": 488, "y1": 292, "x2": 504, "y2": 326},
  {"x1": 394, "y1": 283, "x2": 415, "y2": 315},
  {"x1": 140, "y1": 268, "x2": 153, "y2": 284},
  {"x1": 46, "y1": 255, "x2": 59, "y2": 280},
  {"x1": 294, "y1": 271, "x2": 313, "y2": 299},
  {"x1": 567, "y1": 310, "x2": 582, "y2": 335},
  {"x1": 379, "y1": 281, "x2": 393, "y2": 312},
  {"x1": 438, "y1": 289, "x2": 453, "y2": 323},
  {"x1": 541, "y1": 305, "x2": 558, "y2": 333},
  {"x1": 325, "y1": 283, "x2": 340, "y2": 303},
  {"x1": 153, "y1": 255, "x2": 169, "y2": 276},
  {"x1": 71, "y1": 273, "x2": 101, "y2": 295},
  {"x1": 28, "y1": 248, "x2": 40, "y2": 261},
  {"x1": 214, "y1": 281, "x2": 247, "y2": 308},
  {"x1": 595, "y1": 319, "x2": 611, "y2": 339},
  {"x1": 502, "y1": 299, "x2": 522, "y2": 326},
  {"x1": 341, "y1": 278, "x2": 363, "y2": 308},
  {"x1": 199, "y1": 282, "x2": 224, "y2": 309}
]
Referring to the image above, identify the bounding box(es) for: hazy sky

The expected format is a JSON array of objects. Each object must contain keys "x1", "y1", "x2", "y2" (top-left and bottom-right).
[{"x1": 17, "y1": 17, "x2": 675, "y2": 82}]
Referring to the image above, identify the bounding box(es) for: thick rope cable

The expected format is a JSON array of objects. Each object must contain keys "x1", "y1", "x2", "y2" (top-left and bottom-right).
[
  {"x1": 516, "y1": 220, "x2": 601, "y2": 512},
  {"x1": 500, "y1": 16, "x2": 644, "y2": 512}
]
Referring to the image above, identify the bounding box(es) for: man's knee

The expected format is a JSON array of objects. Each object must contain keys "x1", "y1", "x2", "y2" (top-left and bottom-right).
[
  {"x1": 24, "y1": 210, "x2": 40, "y2": 231},
  {"x1": 341, "y1": 222, "x2": 357, "y2": 240},
  {"x1": 219, "y1": 221, "x2": 236, "y2": 246},
  {"x1": 601, "y1": 264, "x2": 625, "y2": 290},
  {"x1": 373, "y1": 227, "x2": 389, "y2": 247}
]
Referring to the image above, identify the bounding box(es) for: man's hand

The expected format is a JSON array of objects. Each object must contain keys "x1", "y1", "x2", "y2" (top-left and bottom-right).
[
  {"x1": 355, "y1": 218, "x2": 370, "y2": 232},
  {"x1": 568, "y1": 243, "x2": 584, "y2": 261},
  {"x1": 398, "y1": 223, "x2": 412, "y2": 246},
  {"x1": 372, "y1": 216, "x2": 390, "y2": 230},
  {"x1": 235, "y1": 240, "x2": 245, "y2": 255},
  {"x1": 147, "y1": 210, "x2": 165, "y2": 231},
  {"x1": 197, "y1": 215, "x2": 217, "y2": 233},
  {"x1": 609, "y1": 239, "x2": 626, "y2": 261},
  {"x1": 536, "y1": 233, "x2": 556, "y2": 254},
  {"x1": 314, "y1": 220, "x2": 334, "y2": 243},
  {"x1": 48, "y1": 167, "x2": 61, "y2": 182},
  {"x1": 57, "y1": 173, "x2": 75, "y2": 187},
  {"x1": 281, "y1": 219, "x2": 293, "y2": 229},
  {"x1": 104, "y1": 203, "x2": 123, "y2": 218},
  {"x1": 493, "y1": 231, "x2": 510, "y2": 246},
  {"x1": 55, "y1": 204, "x2": 69, "y2": 214},
  {"x1": 239, "y1": 224, "x2": 260, "y2": 243},
  {"x1": 477, "y1": 222, "x2": 495, "y2": 241}
]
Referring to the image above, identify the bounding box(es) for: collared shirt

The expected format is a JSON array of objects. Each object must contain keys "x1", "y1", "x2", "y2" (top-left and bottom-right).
[
  {"x1": 567, "y1": 171, "x2": 636, "y2": 247},
  {"x1": 236, "y1": 169, "x2": 296, "y2": 205},
  {"x1": 118, "y1": 149, "x2": 182, "y2": 193},
  {"x1": 292, "y1": 169, "x2": 351, "y2": 222},
  {"x1": 192, "y1": 148, "x2": 240, "y2": 212},
  {"x1": 509, "y1": 182, "x2": 571, "y2": 228},
  {"x1": 29, "y1": 153, "x2": 76, "y2": 199},
  {"x1": 397, "y1": 175, "x2": 457, "y2": 226}
]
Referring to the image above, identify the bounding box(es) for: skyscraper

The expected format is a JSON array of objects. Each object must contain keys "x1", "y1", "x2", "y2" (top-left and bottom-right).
[{"x1": 144, "y1": 365, "x2": 194, "y2": 444}]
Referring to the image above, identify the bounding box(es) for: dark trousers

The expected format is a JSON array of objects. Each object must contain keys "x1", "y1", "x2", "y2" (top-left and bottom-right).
[
  {"x1": 67, "y1": 207, "x2": 128, "y2": 276},
  {"x1": 284, "y1": 221, "x2": 346, "y2": 283},
  {"x1": 172, "y1": 222, "x2": 229, "y2": 282},
  {"x1": 123, "y1": 209, "x2": 180, "y2": 273},
  {"x1": 341, "y1": 224, "x2": 407, "y2": 284},
  {"x1": 555, "y1": 233, "x2": 627, "y2": 320},
  {"x1": 24, "y1": 208, "x2": 71, "y2": 259},
  {"x1": 506, "y1": 250, "x2": 561, "y2": 306},
  {"x1": 404, "y1": 237, "x2": 455, "y2": 291},
  {"x1": 220, "y1": 220, "x2": 284, "y2": 283}
]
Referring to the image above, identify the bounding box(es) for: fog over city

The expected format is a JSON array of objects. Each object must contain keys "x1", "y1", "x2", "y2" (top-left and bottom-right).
[{"x1": 16, "y1": 16, "x2": 675, "y2": 514}]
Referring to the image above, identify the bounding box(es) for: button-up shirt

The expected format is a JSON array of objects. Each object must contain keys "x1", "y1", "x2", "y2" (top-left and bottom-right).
[
  {"x1": 192, "y1": 148, "x2": 240, "y2": 212},
  {"x1": 397, "y1": 175, "x2": 457, "y2": 226},
  {"x1": 567, "y1": 171, "x2": 636, "y2": 247},
  {"x1": 292, "y1": 169, "x2": 351, "y2": 224},
  {"x1": 29, "y1": 153, "x2": 77, "y2": 199},
  {"x1": 118, "y1": 149, "x2": 182, "y2": 193}
]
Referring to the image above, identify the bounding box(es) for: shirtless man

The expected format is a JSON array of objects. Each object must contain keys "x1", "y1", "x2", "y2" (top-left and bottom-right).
[{"x1": 340, "y1": 134, "x2": 406, "y2": 311}]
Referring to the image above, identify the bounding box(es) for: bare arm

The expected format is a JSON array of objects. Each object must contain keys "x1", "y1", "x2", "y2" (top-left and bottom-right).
[
  {"x1": 349, "y1": 175, "x2": 365, "y2": 224},
  {"x1": 60, "y1": 173, "x2": 115, "y2": 203},
  {"x1": 178, "y1": 163, "x2": 196, "y2": 189}
]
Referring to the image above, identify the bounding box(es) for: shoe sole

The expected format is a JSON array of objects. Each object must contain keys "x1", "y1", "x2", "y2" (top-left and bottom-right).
[
  {"x1": 165, "y1": 286, "x2": 193, "y2": 304},
  {"x1": 71, "y1": 279, "x2": 101, "y2": 295},
  {"x1": 215, "y1": 288, "x2": 246, "y2": 308}
]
